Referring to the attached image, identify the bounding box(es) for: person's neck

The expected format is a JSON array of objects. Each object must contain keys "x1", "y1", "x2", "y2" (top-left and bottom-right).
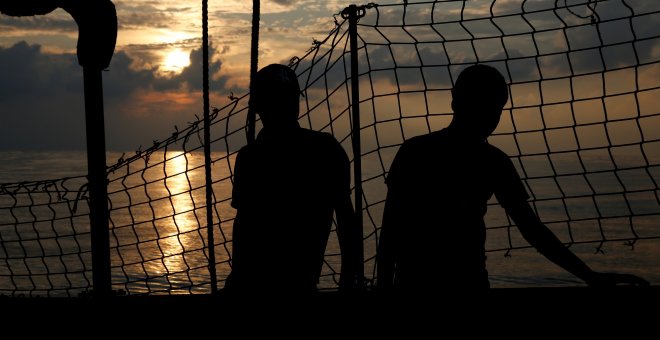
[
  {"x1": 445, "y1": 122, "x2": 488, "y2": 144},
  {"x1": 267, "y1": 120, "x2": 299, "y2": 129},
  {"x1": 260, "y1": 120, "x2": 300, "y2": 134}
]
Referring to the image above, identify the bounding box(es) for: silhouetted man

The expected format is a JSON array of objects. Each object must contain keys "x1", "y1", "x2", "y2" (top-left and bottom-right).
[
  {"x1": 226, "y1": 64, "x2": 359, "y2": 294},
  {"x1": 377, "y1": 64, "x2": 648, "y2": 291}
]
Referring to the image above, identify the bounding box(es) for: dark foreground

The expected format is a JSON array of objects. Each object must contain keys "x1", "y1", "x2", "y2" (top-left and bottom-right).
[{"x1": 1, "y1": 287, "x2": 657, "y2": 333}]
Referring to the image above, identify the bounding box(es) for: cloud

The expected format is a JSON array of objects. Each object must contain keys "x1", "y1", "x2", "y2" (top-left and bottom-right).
[
  {"x1": 0, "y1": 9, "x2": 77, "y2": 33},
  {"x1": 2, "y1": 0, "x2": 657, "y2": 152},
  {"x1": 0, "y1": 42, "x2": 84, "y2": 150},
  {"x1": 0, "y1": 41, "x2": 229, "y2": 151},
  {"x1": 0, "y1": 42, "x2": 69, "y2": 100},
  {"x1": 114, "y1": 2, "x2": 198, "y2": 31},
  {"x1": 102, "y1": 46, "x2": 226, "y2": 94},
  {"x1": 168, "y1": 46, "x2": 226, "y2": 91},
  {"x1": 271, "y1": 0, "x2": 295, "y2": 6}
]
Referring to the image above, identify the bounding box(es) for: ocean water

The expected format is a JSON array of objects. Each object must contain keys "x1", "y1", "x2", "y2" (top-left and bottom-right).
[{"x1": 0, "y1": 150, "x2": 658, "y2": 296}]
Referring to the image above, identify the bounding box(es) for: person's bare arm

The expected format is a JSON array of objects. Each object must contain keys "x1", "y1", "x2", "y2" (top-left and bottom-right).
[
  {"x1": 506, "y1": 200, "x2": 648, "y2": 287},
  {"x1": 335, "y1": 194, "x2": 360, "y2": 291},
  {"x1": 376, "y1": 189, "x2": 401, "y2": 290}
]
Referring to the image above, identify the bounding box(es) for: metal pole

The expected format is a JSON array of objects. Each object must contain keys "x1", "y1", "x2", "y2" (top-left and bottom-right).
[
  {"x1": 202, "y1": 0, "x2": 218, "y2": 294},
  {"x1": 1, "y1": 0, "x2": 118, "y2": 298},
  {"x1": 83, "y1": 67, "x2": 111, "y2": 297},
  {"x1": 347, "y1": 4, "x2": 365, "y2": 285}
]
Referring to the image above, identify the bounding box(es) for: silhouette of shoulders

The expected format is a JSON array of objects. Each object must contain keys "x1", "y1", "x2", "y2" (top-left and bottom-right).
[
  {"x1": 232, "y1": 125, "x2": 348, "y2": 210},
  {"x1": 388, "y1": 129, "x2": 525, "y2": 199},
  {"x1": 378, "y1": 64, "x2": 649, "y2": 292},
  {"x1": 229, "y1": 124, "x2": 349, "y2": 292},
  {"x1": 383, "y1": 128, "x2": 529, "y2": 289},
  {"x1": 226, "y1": 63, "x2": 359, "y2": 294}
]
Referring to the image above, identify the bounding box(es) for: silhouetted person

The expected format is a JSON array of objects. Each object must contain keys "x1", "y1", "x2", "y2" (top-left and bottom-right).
[
  {"x1": 225, "y1": 64, "x2": 359, "y2": 295},
  {"x1": 377, "y1": 64, "x2": 648, "y2": 292}
]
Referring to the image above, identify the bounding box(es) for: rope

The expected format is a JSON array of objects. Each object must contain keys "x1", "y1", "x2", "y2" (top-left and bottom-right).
[
  {"x1": 246, "y1": 0, "x2": 260, "y2": 144},
  {"x1": 201, "y1": 0, "x2": 217, "y2": 294}
]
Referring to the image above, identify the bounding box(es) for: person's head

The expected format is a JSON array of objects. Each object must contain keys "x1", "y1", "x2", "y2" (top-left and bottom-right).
[
  {"x1": 251, "y1": 64, "x2": 301, "y2": 127},
  {"x1": 450, "y1": 64, "x2": 509, "y2": 140}
]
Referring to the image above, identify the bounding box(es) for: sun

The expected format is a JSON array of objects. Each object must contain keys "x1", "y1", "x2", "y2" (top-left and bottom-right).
[{"x1": 162, "y1": 49, "x2": 191, "y2": 73}]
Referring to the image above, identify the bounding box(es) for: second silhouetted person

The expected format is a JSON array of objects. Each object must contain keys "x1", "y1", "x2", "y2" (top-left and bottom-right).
[
  {"x1": 226, "y1": 64, "x2": 360, "y2": 295},
  {"x1": 377, "y1": 64, "x2": 648, "y2": 292}
]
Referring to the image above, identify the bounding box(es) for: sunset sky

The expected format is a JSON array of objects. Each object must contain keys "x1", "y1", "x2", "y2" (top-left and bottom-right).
[
  {"x1": 0, "y1": 0, "x2": 658, "y2": 152},
  {"x1": 0, "y1": 0, "x2": 389, "y2": 150}
]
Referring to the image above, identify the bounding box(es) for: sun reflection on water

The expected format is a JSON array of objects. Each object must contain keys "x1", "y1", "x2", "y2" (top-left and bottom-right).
[{"x1": 157, "y1": 151, "x2": 205, "y2": 285}]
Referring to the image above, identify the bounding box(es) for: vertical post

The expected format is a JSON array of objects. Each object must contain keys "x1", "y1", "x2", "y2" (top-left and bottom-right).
[
  {"x1": 247, "y1": 0, "x2": 260, "y2": 144},
  {"x1": 347, "y1": 4, "x2": 365, "y2": 285},
  {"x1": 2, "y1": 1, "x2": 118, "y2": 298},
  {"x1": 202, "y1": 0, "x2": 218, "y2": 294},
  {"x1": 83, "y1": 67, "x2": 111, "y2": 297}
]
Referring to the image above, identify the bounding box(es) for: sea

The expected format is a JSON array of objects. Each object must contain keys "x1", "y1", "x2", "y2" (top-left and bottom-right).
[{"x1": 0, "y1": 149, "x2": 658, "y2": 296}]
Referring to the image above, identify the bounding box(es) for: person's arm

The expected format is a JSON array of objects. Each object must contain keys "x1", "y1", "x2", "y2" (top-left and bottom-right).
[
  {"x1": 376, "y1": 189, "x2": 399, "y2": 290},
  {"x1": 376, "y1": 144, "x2": 411, "y2": 291},
  {"x1": 335, "y1": 194, "x2": 360, "y2": 291},
  {"x1": 225, "y1": 149, "x2": 247, "y2": 290},
  {"x1": 506, "y1": 200, "x2": 649, "y2": 287},
  {"x1": 332, "y1": 139, "x2": 361, "y2": 291}
]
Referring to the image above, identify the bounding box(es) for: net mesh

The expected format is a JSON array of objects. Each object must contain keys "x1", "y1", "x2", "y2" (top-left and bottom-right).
[{"x1": 1, "y1": 0, "x2": 659, "y2": 296}]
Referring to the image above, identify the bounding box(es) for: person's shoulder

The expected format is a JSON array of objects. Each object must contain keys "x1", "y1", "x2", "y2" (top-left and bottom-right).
[
  {"x1": 399, "y1": 130, "x2": 445, "y2": 151},
  {"x1": 299, "y1": 128, "x2": 342, "y2": 146},
  {"x1": 235, "y1": 141, "x2": 263, "y2": 164},
  {"x1": 297, "y1": 128, "x2": 349, "y2": 159},
  {"x1": 236, "y1": 143, "x2": 254, "y2": 155},
  {"x1": 484, "y1": 142, "x2": 510, "y2": 159},
  {"x1": 410, "y1": 129, "x2": 447, "y2": 143},
  {"x1": 300, "y1": 128, "x2": 333, "y2": 139}
]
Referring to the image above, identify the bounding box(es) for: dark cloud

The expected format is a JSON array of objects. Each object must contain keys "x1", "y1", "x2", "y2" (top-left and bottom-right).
[
  {"x1": 0, "y1": 41, "x2": 228, "y2": 151},
  {"x1": 102, "y1": 51, "x2": 156, "y2": 98},
  {"x1": 159, "y1": 46, "x2": 226, "y2": 92},
  {"x1": 0, "y1": 15, "x2": 77, "y2": 32},
  {"x1": 103, "y1": 46, "x2": 227, "y2": 95},
  {"x1": 113, "y1": 3, "x2": 195, "y2": 30},
  {"x1": 0, "y1": 42, "x2": 80, "y2": 101},
  {"x1": 272, "y1": 0, "x2": 295, "y2": 6},
  {"x1": 116, "y1": 4, "x2": 174, "y2": 30},
  {"x1": 0, "y1": 42, "x2": 85, "y2": 150}
]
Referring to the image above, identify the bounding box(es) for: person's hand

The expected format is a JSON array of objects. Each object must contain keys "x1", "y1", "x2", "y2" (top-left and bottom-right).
[
  {"x1": 585, "y1": 271, "x2": 649, "y2": 287},
  {"x1": 338, "y1": 274, "x2": 361, "y2": 292}
]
